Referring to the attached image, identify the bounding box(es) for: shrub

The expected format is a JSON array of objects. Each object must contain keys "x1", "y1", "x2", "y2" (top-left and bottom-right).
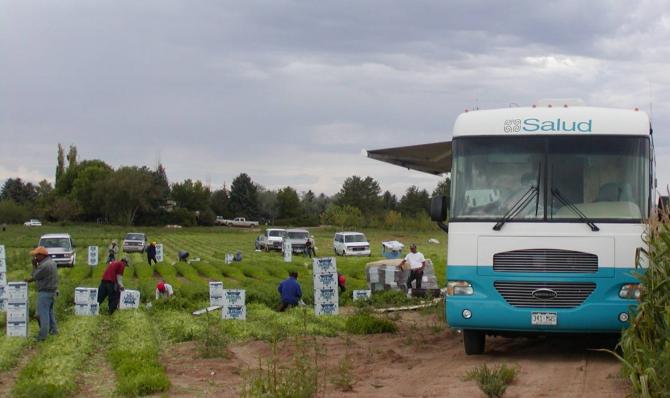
[
  {"x1": 345, "y1": 310, "x2": 398, "y2": 334},
  {"x1": 0, "y1": 200, "x2": 31, "y2": 224},
  {"x1": 617, "y1": 216, "x2": 670, "y2": 397},
  {"x1": 463, "y1": 364, "x2": 518, "y2": 398},
  {"x1": 196, "y1": 312, "x2": 231, "y2": 358}
]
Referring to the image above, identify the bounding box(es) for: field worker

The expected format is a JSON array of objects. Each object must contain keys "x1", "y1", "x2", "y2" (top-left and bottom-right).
[
  {"x1": 97, "y1": 258, "x2": 129, "y2": 314},
  {"x1": 25, "y1": 246, "x2": 59, "y2": 341},
  {"x1": 304, "y1": 239, "x2": 315, "y2": 258},
  {"x1": 147, "y1": 241, "x2": 158, "y2": 266},
  {"x1": 277, "y1": 271, "x2": 302, "y2": 312},
  {"x1": 338, "y1": 273, "x2": 346, "y2": 293},
  {"x1": 400, "y1": 243, "x2": 426, "y2": 290},
  {"x1": 107, "y1": 240, "x2": 119, "y2": 263},
  {"x1": 155, "y1": 280, "x2": 174, "y2": 299}
]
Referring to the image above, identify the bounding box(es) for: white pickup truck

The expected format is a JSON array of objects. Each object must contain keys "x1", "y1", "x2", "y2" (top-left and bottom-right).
[{"x1": 215, "y1": 216, "x2": 259, "y2": 228}]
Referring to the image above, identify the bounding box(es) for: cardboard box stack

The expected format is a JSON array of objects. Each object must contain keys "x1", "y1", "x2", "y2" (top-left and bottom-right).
[
  {"x1": 87, "y1": 246, "x2": 99, "y2": 266},
  {"x1": 6, "y1": 282, "x2": 28, "y2": 337},
  {"x1": 209, "y1": 281, "x2": 224, "y2": 306},
  {"x1": 313, "y1": 257, "x2": 339, "y2": 316},
  {"x1": 0, "y1": 245, "x2": 6, "y2": 312},
  {"x1": 74, "y1": 287, "x2": 99, "y2": 316},
  {"x1": 119, "y1": 289, "x2": 141, "y2": 310},
  {"x1": 221, "y1": 289, "x2": 246, "y2": 320},
  {"x1": 365, "y1": 259, "x2": 439, "y2": 292}
]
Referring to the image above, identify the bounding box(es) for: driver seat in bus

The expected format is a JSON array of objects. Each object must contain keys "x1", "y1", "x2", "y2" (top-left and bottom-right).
[{"x1": 596, "y1": 182, "x2": 632, "y2": 202}]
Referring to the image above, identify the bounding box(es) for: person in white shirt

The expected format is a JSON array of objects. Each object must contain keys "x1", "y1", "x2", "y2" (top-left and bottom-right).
[
  {"x1": 155, "y1": 281, "x2": 174, "y2": 299},
  {"x1": 400, "y1": 243, "x2": 426, "y2": 289}
]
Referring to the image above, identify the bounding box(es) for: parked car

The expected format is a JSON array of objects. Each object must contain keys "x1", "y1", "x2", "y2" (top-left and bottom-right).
[
  {"x1": 217, "y1": 217, "x2": 259, "y2": 227},
  {"x1": 283, "y1": 229, "x2": 313, "y2": 254},
  {"x1": 333, "y1": 232, "x2": 371, "y2": 256},
  {"x1": 256, "y1": 228, "x2": 286, "y2": 251},
  {"x1": 123, "y1": 232, "x2": 147, "y2": 253},
  {"x1": 38, "y1": 233, "x2": 76, "y2": 267},
  {"x1": 24, "y1": 219, "x2": 42, "y2": 227}
]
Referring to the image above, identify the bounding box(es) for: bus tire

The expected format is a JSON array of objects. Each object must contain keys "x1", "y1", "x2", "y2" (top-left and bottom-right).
[{"x1": 463, "y1": 330, "x2": 485, "y2": 355}]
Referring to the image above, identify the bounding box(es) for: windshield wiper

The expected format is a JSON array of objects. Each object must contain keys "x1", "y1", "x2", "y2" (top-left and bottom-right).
[
  {"x1": 492, "y1": 186, "x2": 539, "y2": 231},
  {"x1": 493, "y1": 163, "x2": 542, "y2": 231},
  {"x1": 551, "y1": 188, "x2": 599, "y2": 232}
]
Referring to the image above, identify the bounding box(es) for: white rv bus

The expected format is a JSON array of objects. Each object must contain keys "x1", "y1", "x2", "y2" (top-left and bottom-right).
[{"x1": 368, "y1": 101, "x2": 654, "y2": 354}]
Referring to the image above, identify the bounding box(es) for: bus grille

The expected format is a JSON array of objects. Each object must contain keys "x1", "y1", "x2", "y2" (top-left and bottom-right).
[
  {"x1": 494, "y1": 281, "x2": 596, "y2": 308},
  {"x1": 493, "y1": 249, "x2": 598, "y2": 273}
]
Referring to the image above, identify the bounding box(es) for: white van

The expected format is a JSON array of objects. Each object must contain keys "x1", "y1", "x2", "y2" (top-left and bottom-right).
[
  {"x1": 38, "y1": 233, "x2": 76, "y2": 267},
  {"x1": 333, "y1": 232, "x2": 371, "y2": 256}
]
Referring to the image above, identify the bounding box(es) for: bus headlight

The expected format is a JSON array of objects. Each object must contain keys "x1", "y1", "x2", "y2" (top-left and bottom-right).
[
  {"x1": 447, "y1": 281, "x2": 473, "y2": 296},
  {"x1": 619, "y1": 284, "x2": 642, "y2": 300}
]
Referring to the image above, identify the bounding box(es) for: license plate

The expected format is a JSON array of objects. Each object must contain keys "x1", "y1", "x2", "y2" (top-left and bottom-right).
[{"x1": 531, "y1": 312, "x2": 557, "y2": 326}]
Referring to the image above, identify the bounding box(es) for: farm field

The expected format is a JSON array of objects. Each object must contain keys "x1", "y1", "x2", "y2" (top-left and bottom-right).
[{"x1": 0, "y1": 225, "x2": 625, "y2": 397}]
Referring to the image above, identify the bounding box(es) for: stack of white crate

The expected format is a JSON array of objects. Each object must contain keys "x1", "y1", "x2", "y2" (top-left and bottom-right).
[
  {"x1": 209, "y1": 281, "x2": 224, "y2": 306},
  {"x1": 74, "y1": 287, "x2": 99, "y2": 316},
  {"x1": 221, "y1": 289, "x2": 246, "y2": 320},
  {"x1": 6, "y1": 282, "x2": 28, "y2": 337},
  {"x1": 0, "y1": 245, "x2": 6, "y2": 312},
  {"x1": 313, "y1": 257, "x2": 339, "y2": 316},
  {"x1": 119, "y1": 289, "x2": 141, "y2": 310}
]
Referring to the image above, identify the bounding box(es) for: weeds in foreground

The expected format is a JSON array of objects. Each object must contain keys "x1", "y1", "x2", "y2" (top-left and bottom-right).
[
  {"x1": 463, "y1": 364, "x2": 518, "y2": 398},
  {"x1": 240, "y1": 308, "x2": 327, "y2": 398},
  {"x1": 331, "y1": 337, "x2": 355, "y2": 392},
  {"x1": 197, "y1": 311, "x2": 231, "y2": 358}
]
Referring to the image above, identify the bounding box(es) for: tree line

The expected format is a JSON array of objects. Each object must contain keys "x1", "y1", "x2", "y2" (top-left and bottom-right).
[{"x1": 0, "y1": 145, "x2": 450, "y2": 229}]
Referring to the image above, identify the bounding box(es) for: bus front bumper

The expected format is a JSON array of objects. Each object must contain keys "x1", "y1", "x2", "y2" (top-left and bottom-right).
[{"x1": 446, "y1": 266, "x2": 640, "y2": 333}]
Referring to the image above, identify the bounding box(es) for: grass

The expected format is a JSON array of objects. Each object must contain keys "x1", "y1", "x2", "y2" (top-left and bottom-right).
[
  {"x1": 0, "y1": 224, "x2": 448, "y2": 395},
  {"x1": 12, "y1": 316, "x2": 101, "y2": 398},
  {"x1": 463, "y1": 364, "x2": 519, "y2": 398},
  {"x1": 108, "y1": 310, "x2": 170, "y2": 397},
  {"x1": 345, "y1": 309, "x2": 398, "y2": 334}
]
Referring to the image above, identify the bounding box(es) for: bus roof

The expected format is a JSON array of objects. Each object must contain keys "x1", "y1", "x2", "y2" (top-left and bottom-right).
[{"x1": 453, "y1": 106, "x2": 650, "y2": 137}]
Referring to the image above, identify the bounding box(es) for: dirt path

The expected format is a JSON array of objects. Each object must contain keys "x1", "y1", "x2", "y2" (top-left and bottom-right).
[
  {"x1": 0, "y1": 345, "x2": 36, "y2": 397},
  {"x1": 159, "y1": 311, "x2": 627, "y2": 398}
]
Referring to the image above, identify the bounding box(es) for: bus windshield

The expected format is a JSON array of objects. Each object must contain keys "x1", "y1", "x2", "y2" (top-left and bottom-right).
[{"x1": 451, "y1": 136, "x2": 650, "y2": 221}]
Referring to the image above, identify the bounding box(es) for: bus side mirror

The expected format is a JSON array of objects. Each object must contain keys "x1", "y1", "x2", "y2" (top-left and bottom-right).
[
  {"x1": 430, "y1": 196, "x2": 449, "y2": 233},
  {"x1": 635, "y1": 247, "x2": 649, "y2": 269},
  {"x1": 430, "y1": 196, "x2": 447, "y2": 221}
]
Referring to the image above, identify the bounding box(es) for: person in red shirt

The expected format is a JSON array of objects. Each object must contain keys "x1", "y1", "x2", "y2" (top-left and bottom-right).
[{"x1": 97, "y1": 258, "x2": 129, "y2": 314}]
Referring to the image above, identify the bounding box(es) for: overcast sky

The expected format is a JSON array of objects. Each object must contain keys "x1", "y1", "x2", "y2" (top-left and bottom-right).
[{"x1": 2, "y1": 0, "x2": 669, "y2": 196}]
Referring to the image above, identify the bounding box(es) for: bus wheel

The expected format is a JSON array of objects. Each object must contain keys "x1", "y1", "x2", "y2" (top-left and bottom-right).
[{"x1": 463, "y1": 330, "x2": 485, "y2": 355}]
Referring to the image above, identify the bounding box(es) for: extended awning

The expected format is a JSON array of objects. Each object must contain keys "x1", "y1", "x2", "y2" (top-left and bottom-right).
[{"x1": 365, "y1": 141, "x2": 452, "y2": 175}]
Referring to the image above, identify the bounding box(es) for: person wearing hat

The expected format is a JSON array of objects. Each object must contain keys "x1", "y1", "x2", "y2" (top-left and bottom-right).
[
  {"x1": 399, "y1": 243, "x2": 426, "y2": 290},
  {"x1": 107, "y1": 240, "x2": 119, "y2": 263},
  {"x1": 155, "y1": 280, "x2": 174, "y2": 299},
  {"x1": 25, "y1": 246, "x2": 59, "y2": 341},
  {"x1": 97, "y1": 258, "x2": 129, "y2": 314},
  {"x1": 146, "y1": 241, "x2": 158, "y2": 266}
]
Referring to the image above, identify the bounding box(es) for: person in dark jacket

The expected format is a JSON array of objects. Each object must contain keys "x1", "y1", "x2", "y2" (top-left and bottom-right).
[
  {"x1": 277, "y1": 271, "x2": 302, "y2": 312},
  {"x1": 147, "y1": 241, "x2": 157, "y2": 265},
  {"x1": 25, "y1": 246, "x2": 59, "y2": 341}
]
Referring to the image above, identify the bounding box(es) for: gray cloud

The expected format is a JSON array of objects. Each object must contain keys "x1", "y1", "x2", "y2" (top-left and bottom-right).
[{"x1": 1, "y1": 0, "x2": 669, "y2": 195}]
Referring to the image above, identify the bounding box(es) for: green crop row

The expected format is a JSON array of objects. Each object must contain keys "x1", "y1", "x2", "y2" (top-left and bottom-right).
[
  {"x1": 0, "y1": 322, "x2": 35, "y2": 371},
  {"x1": 108, "y1": 310, "x2": 170, "y2": 397},
  {"x1": 12, "y1": 316, "x2": 101, "y2": 398}
]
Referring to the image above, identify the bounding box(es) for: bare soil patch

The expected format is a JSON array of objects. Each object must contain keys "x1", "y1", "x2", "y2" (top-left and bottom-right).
[{"x1": 161, "y1": 310, "x2": 627, "y2": 397}]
